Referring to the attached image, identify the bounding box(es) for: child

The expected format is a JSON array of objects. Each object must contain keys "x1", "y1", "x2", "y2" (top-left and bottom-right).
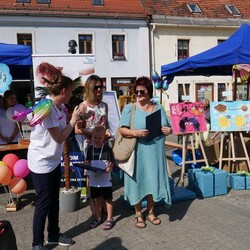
[{"x1": 86, "y1": 125, "x2": 115, "y2": 230}]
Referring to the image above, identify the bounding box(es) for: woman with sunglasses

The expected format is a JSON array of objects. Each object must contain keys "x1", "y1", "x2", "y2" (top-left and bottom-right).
[
  {"x1": 75, "y1": 74, "x2": 111, "y2": 218},
  {"x1": 119, "y1": 76, "x2": 172, "y2": 229}
]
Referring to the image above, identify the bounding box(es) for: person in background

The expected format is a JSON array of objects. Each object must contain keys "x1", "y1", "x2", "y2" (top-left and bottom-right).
[
  {"x1": 86, "y1": 126, "x2": 115, "y2": 230},
  {"x1": 28, "y1": 75, "x2": 82, "y2": 250},
  {"x1": 0, "y1": 90, "x2": 21, "y2": 145},
  {"x1": 118, "y1": 76, "x2": 172, "y2": 229},
  {"x1": 75, "y1": 74, "x2": 111, "y2": 216},
  {"x1": 202, "y1": 98, "x2": 211, "y2": 142}
]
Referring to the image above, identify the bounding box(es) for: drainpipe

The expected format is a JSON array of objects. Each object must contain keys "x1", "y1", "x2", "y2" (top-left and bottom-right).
[{"x1": 149, "y1": 22, "x2": 156, "y2": 96}]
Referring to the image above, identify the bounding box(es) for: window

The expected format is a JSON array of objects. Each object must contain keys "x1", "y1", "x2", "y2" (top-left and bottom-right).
[
  {"x1": 16, "y1": 0, "x2": 31, "y2": 3},
  {"x1": 79, "y1": 34, "x2": 93, "y2": 54},
  {"x1": 37, "y1": 0, "x2": 51, "y2": 3},
  {"x1": 187, "y1": 3, "x2": 202, "y2": 13},
  {"x1": 218, "y1": 39, "x2": 226, "y2": 45},
  {"x1": 178, "y1": 40, "x2": 189, "y2": 60},
  {"x1": 178, "y1": 84, "x2": 190, "y2": 102},
  {"x1": 196, "y1": 83, "x2": 213, "y2": 102},
  {"x1": 17, "y1": 33, "x2": 32, "y2": 51},
  {"x1": 92, "y1": 0, "x2": 104, "y2": 6},
  {"x1": 112, "y1": 35, "x2": 126, "y2": 60},
  {"x1": 218, "y1": 83, "x2": 226, "y2": 101},
  {"x1": 225, "y1": 5, "x2": 241, "y2": 16}
]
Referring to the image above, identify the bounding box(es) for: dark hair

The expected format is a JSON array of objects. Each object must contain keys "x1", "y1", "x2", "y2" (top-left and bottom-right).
[
  {"x1": 48, "y1": 75, "x2": 74, "y2": 96},
  {"x1": 134, "y1": 76, "x2": 153, "y2": 99},
  {"x1": 3, "y1": 90, "x2": 15, "y2": 99},
  {"x1": 179, "y1": 117, "x2": 200, "y2": 132},
  {"x1": 92, "y1": 125, "x2": 106, "y2": 135}
]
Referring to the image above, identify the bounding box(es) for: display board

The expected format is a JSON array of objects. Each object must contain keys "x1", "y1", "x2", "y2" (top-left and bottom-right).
[
  {"x1": 103, "y1": 91, "x2": 121, "y2": 136},
  {"x1": 169, "y1": 102, "x2": 207, "y2": 134},
  {"x1": 210, "y1": 101, "x2": 250, "y2": 131}
]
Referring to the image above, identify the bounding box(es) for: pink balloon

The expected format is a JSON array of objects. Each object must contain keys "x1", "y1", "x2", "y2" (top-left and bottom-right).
[
  {"x1": 0, "y1": 164, "x2": 11, "y2": 185},
  {"x1": 12, "y1": 104, "x2": 27, "y2": 122},
  {"x1": 13, "y1": 159, "x2": 29, "y2": 178},
  {"x1": 6, "y1": 107, "x2": 15, "y2": 122},
  {"x1": 9, "y1": 177, "x2": 27, "y2": 195},
  {"x1": 2, "y1": 153, "x2": 19, "y2": 175}
]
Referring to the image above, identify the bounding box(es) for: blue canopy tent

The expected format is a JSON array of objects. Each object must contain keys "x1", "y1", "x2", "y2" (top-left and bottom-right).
[
  {"x1": 161, "y1": 23, "x2": 250, "y2": 79},
  {"x1": 0, "y1": 42, "x2": 32, "y2": 79}
]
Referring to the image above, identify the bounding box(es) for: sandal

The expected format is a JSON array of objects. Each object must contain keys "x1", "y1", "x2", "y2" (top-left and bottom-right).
[
  {"x1": 146, "y1": 212, "x2": 161, "y2": 226},
  {"x1": 89, "y1": 219, "x2": 102, "y2": 229},
  {"x1": 134, "y1": 214, "x2": 146, "y2": 229},
  {"x1": 103, "y1": 220, "x2": 115, "y2": 230}
]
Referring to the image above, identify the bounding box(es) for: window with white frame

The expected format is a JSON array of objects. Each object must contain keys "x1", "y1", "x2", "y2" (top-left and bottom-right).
[
  {"x1": 112, "y1": 34, "x2": 126, "y2": 60},
  {"x1": 178, "y1": 39, "x2": 189, "y2": 60},
  {"x1": 17, "y1": 33, "x2": 33, "y2": 51},
  {"x1": 78, "y1": 34, "x2": 93, "y2": 54}
]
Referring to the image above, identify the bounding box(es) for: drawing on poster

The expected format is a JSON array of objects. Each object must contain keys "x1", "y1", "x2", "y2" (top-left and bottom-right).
[
  {"x1": 210, "y1": 101, "x2": 250, "y2": 131},
  {"x1": 170, "y1": 102, "x2": 207, "y2": 134}
]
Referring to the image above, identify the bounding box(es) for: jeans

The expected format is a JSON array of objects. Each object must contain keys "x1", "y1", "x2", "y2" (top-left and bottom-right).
[{"x1": 30, "y1": 165, "x2": 61, "y2": 246}]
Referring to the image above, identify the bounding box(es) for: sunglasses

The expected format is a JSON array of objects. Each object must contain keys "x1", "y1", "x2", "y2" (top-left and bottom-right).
[
  {"x1": 135, "y1": 90, "x2": 146, "y2": 95},
  {"x1": 93, "y1": 85, "x2": 103, "y2": 91}
]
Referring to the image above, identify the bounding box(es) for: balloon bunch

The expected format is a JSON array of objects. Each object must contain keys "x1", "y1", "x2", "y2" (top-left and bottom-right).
[
  {"x1": 152, "y1": 69, "x2": 174, "y2": 92},
  {"x1": 0, "y1": 153, "x2": 29, "y2": 203},
  {"x1": 11, "y1": 98, "x2": 52, "y2": 127}
]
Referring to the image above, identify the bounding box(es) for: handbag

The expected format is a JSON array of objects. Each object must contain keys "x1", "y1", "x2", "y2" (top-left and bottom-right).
[
  {"x1": 113, "y1": 103, "x2": 136, "y2": 161},
  {"x1": 118, "y1": 150, "x2": 135, "y2": 177}
]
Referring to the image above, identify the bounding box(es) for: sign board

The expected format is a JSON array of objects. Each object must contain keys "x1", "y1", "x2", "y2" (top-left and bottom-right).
[
  {"x1": 210, "y1": 101, "x2": 250, "y2": 131},
  {"x1": 169, "y1": 102, "x2": 207, "y2": 134},
  {"x1": 32, "y1": 54, "x2": 95, "y2": 98},
  {"x1": 103, "y1": 91, "x2": 120, "y2": 136}
]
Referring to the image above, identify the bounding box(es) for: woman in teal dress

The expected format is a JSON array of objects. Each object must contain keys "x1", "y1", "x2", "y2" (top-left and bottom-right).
[{"x1": 119, "y1": 76, "x2": 172, "y2": 229}]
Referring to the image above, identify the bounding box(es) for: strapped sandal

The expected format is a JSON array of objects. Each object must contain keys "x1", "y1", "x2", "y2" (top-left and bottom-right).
[
  {"x1": 146, "y1": 212, "x2": 161, "y2": 226},
  {"x1": 89, "y1": 219, "x2": 102, "y2": 229},
  {"x1": 134, "y1": 214, "x2": 146, "y2": 229},
  {"x1": 103, "y1": 220, "x2": 115, "y2": 230}
]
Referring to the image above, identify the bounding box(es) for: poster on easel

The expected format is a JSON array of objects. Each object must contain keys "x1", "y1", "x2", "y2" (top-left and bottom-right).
[
  {"x1": 169, "y1": 102, "x2": 207, "y2": 134},
  {"x1": 210, "y1": 101, "x2": 250, "y2": 131}
]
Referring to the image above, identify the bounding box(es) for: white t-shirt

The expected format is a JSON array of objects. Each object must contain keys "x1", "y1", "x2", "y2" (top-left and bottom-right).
[
  {"x1": 27, "y1": 99, "x2": 67, "y2": 174},
  {"x1": 0, "y1": 108, "x2": 21, "y2": 144}
]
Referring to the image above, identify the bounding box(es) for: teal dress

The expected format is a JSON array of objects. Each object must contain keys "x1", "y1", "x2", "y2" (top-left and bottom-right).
[{"x1": 119, "y1": 102, "x2": 172, "y2": 207}]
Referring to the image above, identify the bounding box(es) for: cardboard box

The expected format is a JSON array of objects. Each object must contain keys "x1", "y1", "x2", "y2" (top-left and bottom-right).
[
  {"x1": 228, "y1": 173, "x2": 250, "y2": 190},
  {"x1": 188, "y1": 168, "x2": 228, "y2": 198}
]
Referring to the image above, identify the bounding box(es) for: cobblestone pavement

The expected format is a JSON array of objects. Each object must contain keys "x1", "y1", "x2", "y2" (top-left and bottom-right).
[{"x1": 1, "y1": 135, "x2": 250, "y2": 250}]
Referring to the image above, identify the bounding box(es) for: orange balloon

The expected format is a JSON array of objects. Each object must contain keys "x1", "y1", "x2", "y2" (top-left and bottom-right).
[
  {"x1": 0, "y1": 164, "x2": 11, "y2": 185},
  {"x1": 9, "y1": 177, "x2": 27, "y2": 195}
]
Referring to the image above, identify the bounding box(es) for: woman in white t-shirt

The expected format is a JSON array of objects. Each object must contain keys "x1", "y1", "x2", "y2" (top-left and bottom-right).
[
  {"x1": 28, "y1": 75, "x2": 82, "y2": 250},
  {"x1": 0, "y1": 90, "x2": 21, "y2": 145}
]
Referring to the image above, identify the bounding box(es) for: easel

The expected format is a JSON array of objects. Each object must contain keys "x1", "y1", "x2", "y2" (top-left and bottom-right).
[
  {"x1": 179, "y1": 132, "x2": 209, "y2": 186},
  {"x1": 218, "y1": 131, "x2": 250, "y2": 171}
]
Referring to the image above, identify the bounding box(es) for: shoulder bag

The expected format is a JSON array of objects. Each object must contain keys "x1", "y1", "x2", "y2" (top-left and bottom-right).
[{"x1": 113, "y1": 103, "x2": 136, "y2": 162}]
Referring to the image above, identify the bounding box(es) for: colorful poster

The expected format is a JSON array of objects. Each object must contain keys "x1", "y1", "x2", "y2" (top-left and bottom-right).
[
  {"x1": 32, "y1": 54, "x2": 95, "y2": 98},
  {"x1": 169, "y1": 102, "x2": 207, "y2": 134},
  {"x1": 210, "y1": 101, "x2": 250, "y2": 131}
]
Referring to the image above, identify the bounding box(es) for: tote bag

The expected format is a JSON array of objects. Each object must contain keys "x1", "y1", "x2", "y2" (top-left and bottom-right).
[{"x1": 113, "y1": 103, "x2": 136, "y2": 162}]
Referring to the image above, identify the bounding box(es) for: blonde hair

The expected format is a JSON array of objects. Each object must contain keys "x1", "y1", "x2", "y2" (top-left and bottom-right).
[
  {"x1": 84, "y1": 75, "x2": 103, "y2": 104},
  {"x1": 203, "y1": 98, "x2": 210, "y2": 106}
]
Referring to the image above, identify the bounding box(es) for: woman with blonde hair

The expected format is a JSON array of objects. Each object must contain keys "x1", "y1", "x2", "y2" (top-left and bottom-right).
[{"x1": 75, "y1": 74, "x2": 111, "y2": 216}]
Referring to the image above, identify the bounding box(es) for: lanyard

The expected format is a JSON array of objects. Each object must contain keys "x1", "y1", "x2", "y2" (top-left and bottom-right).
[{"x1": 92, "y1": 144, "x2": 104, "y2": 160}]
